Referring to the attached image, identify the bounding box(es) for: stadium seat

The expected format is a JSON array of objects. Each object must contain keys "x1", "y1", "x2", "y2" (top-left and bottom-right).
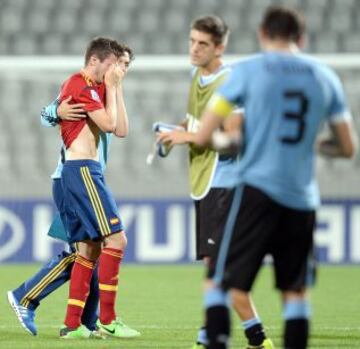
[
  {"x1": 59, "y1": 0, "x2": 84, "y2": 10},
  {"x1": 25, "y1": 10, "x2": 51, "y2": 34},
  {"x1": 136, "y1": 10, "x2": 160, "y2": 33},
  {"x1": 217, "y1": 8, "x2": 245, "y2": 32},
  {"x1": 52, "y1": 9, "x2": 78, "y2": 35},
  {"x1": 163, "y1": 10, "x2": 188, "y2": 33},
  {"x1": 164, "y1": 0, "x2": 192, "y2": 10},
  {"x1": 106, "y1": 10, "x2": 133, "y2": 34},
  {"x1": 229, "y1": 35, "x2": 258, "y2": 54},
  {"x1": 305, "y1": 9, "x2": 325, "y2": 32},
  {"x1": 40, "y1": 34, "x2": 65, "y2": 55},
  {"x1": 328, "y1": 11, "x2": 353, "y2": 34},
  {"x1": 66, "y1": 34, "x2": 93, "y2": 55},
  {"x1": 333, "y1": 0, "x2": 356, "y2": 9},
  {"x1": 79, "y1": 9, "x2": 107, "y2": 35},
  {"x1": 343, "y1": 33, "x2": 360, "y2": 52},
  {"x1": 249, "y1": 0, "x2": 275, "y2": 14},
  {"x1": 313, "y1": 32, "x2": 340, "y2": 53},
  {"x1": 0, "y1": 8, "x2": 24, "y2": 34},
  {"x1": 3, "y1": 0, "x2": 28, "y2": 9},
  {"x1": 0, "y1": 36, "x2": 9, "y2": 54}
]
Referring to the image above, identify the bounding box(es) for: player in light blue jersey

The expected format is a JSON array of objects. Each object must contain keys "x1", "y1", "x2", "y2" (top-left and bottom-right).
[
  {"x1": 8, "y1": 47, "x2": 140, "y2": 339},
  {"x1": 160, "y1": 6, "x2": 356, "y2": 349},
  {"x1": 158, "y1": 15, "x2": 273, "y2": 349}
]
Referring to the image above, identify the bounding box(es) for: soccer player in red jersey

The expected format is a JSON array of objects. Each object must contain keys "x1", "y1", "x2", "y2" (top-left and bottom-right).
[{"x1": 57, "y1": 37, "x2": 139, "y2": 339}]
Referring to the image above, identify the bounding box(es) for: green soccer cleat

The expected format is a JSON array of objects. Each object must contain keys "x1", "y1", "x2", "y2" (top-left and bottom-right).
[
  {"x1": 97, "y1": 317, "x2": 141, "y2": 338},
  {"x1": 60, "y1": 324, "x2": 92, "y2": 339},
  {"x1": 246, "y1": 338, "x2": 275, "y2": 349}
]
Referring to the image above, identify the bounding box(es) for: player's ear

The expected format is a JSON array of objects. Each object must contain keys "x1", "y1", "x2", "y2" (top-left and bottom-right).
[
  {"x1": 297, "y1": 35, "x2": 305, "y2": 50},
  {"x1": 257, "y1": 28, "x2": 267, "y2": 48},
  {"x1": 215, "y1": 43, "x2": 225, "y2": 58},
  {"x1": 88, "y1": 55, "x2": 99, "y2": 67}
]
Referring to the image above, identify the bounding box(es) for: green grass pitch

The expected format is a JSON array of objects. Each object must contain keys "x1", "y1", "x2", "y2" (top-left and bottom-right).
[{"x1": 0, "y1": 264, "x2": 359, "y2": 348}]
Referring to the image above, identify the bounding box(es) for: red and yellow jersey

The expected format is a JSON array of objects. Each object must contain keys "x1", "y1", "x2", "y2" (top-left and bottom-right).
[{"x1": 59, "y1": 72, "x2": 106, "y2": 148}]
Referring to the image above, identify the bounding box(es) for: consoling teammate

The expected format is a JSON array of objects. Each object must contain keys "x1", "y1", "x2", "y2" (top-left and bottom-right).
[
  {"x1": 160, "y1": 6, "x2": 356, "y2": 349},
  {"x1": 7, "y1": 44, "x2": 139, "y2": 339},
  {"x1": 159, "y1": 15, "x2": 272, "y2": 349}
]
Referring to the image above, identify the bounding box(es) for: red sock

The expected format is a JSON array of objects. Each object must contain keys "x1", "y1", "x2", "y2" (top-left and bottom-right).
[
  {"x1": 98, "y1": 247, "x2": 123, "y2": 324},
  {"x1": 64, "y1": 255, "x2": 95, "y2": 329}
]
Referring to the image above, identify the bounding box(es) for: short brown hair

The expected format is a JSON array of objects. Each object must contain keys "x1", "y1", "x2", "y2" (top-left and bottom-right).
[
  {"x1": 260, "y1": 6, "x2": 305, "y2": 42},
  {"x1": 85, "y1": 37, "x2": 123, "y2": 65},
  {"x1": 121, "y1": 44, "x2": 135, "y2": 63},
  {"x1": 191, "y1": 15, "x2": 229, "y2": 46}
]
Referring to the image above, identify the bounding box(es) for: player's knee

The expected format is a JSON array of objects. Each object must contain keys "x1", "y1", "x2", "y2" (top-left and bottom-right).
[
  {"x1": 231, "y1": 288, "x2": 250, "y2": 307},
  {"x1": 84, "y1": 250, "x2": 101, "y2": 262},
  {"x1": 78, "y1": 241, "x2": 101, "y2": 261},
  {"x1": 118, "y1": 231, "x2": 127, "y2": 249},
  {"x1": 104, "y1": 230, "x2": 127, "y2": 250},
  {"x1": 282, "y1": 289, "x2": 307, "y2": 303}
]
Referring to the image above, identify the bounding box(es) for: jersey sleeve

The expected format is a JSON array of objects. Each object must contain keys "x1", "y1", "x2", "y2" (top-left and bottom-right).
[
  {"x1": 206, "y1": 62, "x2": 246, "y2": 119},
  {"x1": 40, "y1": 97, "x2": 60, "y2": 127},
  {"x1": 327, "y1": 69, "x2": 352, "y2": 124},
  {"x1": 78, "y1": 86, "x2": 104, "y2": 112}
]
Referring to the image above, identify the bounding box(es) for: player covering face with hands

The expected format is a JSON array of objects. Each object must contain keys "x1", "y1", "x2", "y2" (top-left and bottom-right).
[
  {"x1": 8, "y1": 42, "x2": 139, "y2": 340},
  {"x1": 54, "y1": 37, "x2": 138, "y2": 340}
]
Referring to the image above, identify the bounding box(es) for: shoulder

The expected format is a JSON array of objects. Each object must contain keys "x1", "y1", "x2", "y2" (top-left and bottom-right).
[
  {"x1": 229, "y1": 54, "x2": 264, "y2": 75},
  {"x1": 298, "y1": 54, "x2": 340, "y2": 83},
  {"x1": 62, "y1": 73, "x2": 87, "y2": 91}
]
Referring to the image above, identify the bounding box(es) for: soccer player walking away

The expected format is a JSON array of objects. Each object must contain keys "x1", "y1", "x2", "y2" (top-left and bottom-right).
[
  {"x1": 7, "y1": 46, "x2": 139, "y2": 339},
  {"x1": 160, "y1": 6, "x2": 357, "y2": 349},
  {"x1": 158, "y1": 15, "x2": 273, "y2": 349},
  {"x1": 52, "y1": 37, "x2": 136, "y2": 339}
]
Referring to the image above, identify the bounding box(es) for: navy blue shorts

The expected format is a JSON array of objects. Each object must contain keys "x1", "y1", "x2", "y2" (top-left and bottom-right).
[{"x1": 61, "y1": 160, "x2": 123, "y2": 243}]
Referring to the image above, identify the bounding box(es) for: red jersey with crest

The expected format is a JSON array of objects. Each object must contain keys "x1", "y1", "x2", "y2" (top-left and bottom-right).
[{"x1": 59, "y1": 72, "x2": 106, "y2": 148}]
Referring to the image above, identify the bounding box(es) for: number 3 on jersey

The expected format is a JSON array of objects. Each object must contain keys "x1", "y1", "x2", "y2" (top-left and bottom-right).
[{"x1": 280, "y1": 90, "x2": 309, "y2": 144}]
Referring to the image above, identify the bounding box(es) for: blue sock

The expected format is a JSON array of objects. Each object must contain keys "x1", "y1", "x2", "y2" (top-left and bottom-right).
[
  {"x1": 204, "y1": 287, "x2": 228, "y2": 308},
  {"x1": 242, "y1": 317, "x2": 261, "y2": 330},
  {"x1": 283, "y1": 299, "x2": 311, "y2": 320}
]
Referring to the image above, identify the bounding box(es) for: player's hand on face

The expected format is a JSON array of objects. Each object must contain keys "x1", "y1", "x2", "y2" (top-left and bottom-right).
[
  {"x1": 157, "y1": 130, "x2": 188, "y2": 146},
  {"x1": 104, "y1": 64, "x2": 118, "y2": 87},
  {"x1": 57, "y1": 96, "x2": 86, "y2": 121},
  {"x1": 114, "y1": 65, "x2": 125, "y2": 84}
]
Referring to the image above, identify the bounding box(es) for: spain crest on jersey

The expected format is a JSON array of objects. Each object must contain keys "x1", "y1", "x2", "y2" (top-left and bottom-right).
[{"x1": 90, "y1": 89, "x2": 101, "y2": 103}]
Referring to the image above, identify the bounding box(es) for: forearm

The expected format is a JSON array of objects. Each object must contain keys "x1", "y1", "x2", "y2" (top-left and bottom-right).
[
  {"x1": 318, "y1": 122, "x2": 357, "y2": 158},
  {"x1": 40, "y1": 99, "x2": 59, "y2": 127},
  {"x1": 318, "y1": 139, "x2": 345, "y2": 158},
  {"x1": 114, "y1": 85, "x2": 129, "y2": 137},
  {"x1": 183, "y1": 131, "x2": 198, "y2": 144},
  {"x1": 194, "y1": 111, "x2": 224, "y2": 147},
  {"x1": 105, "y1": 86, "x2": 117, "y2": 131},
  {"x1": 318, "y1": 137, "x2": 356, "y2": 158}
]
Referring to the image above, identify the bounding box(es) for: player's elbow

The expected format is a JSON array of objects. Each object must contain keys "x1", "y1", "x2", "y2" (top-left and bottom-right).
[
  {"x1": 195, "y1": 138, "x2": 207, "y2": 148},
  {"x1": 99, "y1": 123, "x2": 116, "y2": 133},
  {"x1": 338, "y1": 136, "x2": 357, "y2": 158},
  {"x1": 194, "y1": 133, "x2": 210, "y2": 148},
  {"x1": 342, "y1": 142, "x2": 357, "y2": 158},
  {"x1": 343, "y1": 131, "x2": 358, "y2": 158},
  {"x1": 114, "y1": 128, "x2": 128, "y2": 138}
]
